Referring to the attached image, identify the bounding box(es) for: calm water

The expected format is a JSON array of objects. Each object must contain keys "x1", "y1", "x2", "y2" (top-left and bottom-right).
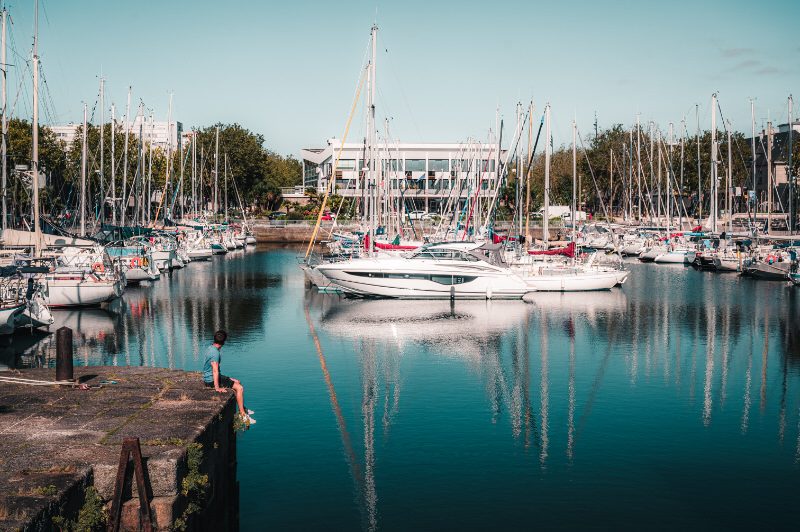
[{"x1": 4, "y1": 247, "x2": 800, "y2": 530}]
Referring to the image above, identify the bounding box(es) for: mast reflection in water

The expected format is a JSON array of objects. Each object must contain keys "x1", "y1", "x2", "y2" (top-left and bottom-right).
[{"x1": 2, "y1": 249, "x2": 798, "y2": 529}]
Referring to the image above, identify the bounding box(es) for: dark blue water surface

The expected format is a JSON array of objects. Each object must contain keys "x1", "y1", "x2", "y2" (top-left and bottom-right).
[{"x1": 4, "y1": 246, "x2": 800, "y2": 530}]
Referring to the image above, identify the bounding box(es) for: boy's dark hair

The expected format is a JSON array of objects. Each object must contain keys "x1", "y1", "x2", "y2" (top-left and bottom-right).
[{"x1": 213, "y1": 330, "x2": 228, "y2": 345}]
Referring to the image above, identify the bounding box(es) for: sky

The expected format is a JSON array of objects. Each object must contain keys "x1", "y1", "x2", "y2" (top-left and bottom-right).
[{"x1": 4, "y1": 0, "x2": 799, "y2": 157}]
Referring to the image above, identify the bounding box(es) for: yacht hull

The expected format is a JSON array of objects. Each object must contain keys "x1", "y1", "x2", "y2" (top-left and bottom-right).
[
  {"x1": 317, "y1": 265, "x2": 528, "y2": 299},
  {"x1": 523, "y1": 270, "x2": 625, "y2": 291},
  {"x1": 44, "y1": 279, "x2": 121, "y2": 307}
]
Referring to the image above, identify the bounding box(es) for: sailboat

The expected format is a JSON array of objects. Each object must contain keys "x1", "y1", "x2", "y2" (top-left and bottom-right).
[
  {"x1": 517, "y1": 113, "x2": 628, "y2": 290},
  {"x1": 15, "y1": 2, "x2": 124, "y2": 309}
]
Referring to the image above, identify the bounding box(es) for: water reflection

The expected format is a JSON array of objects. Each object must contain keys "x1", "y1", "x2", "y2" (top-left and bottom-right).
[
  {"x1": 4, "y1": 249, "x2": 274, "y2": 370},
  {"x1": 304, "y1": 262, "x2": 800, "y2": 529},
  {"x1": 3, "y1": 250, "x2": 799, "y2": 528}
]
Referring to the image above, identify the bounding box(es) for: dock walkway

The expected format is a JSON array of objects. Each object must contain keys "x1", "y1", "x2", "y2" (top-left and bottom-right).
[{"x1": 0, "y1": 366, "x2": 238, "y2": 531}]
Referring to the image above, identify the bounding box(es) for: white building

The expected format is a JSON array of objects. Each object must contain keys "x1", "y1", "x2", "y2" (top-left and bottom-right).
[
  {"x1": 299, "y1": 139, "x2": 506, "y2": 213},
  {"x1": 50, "y1": 119, "x2": 183, "y2": 151}
]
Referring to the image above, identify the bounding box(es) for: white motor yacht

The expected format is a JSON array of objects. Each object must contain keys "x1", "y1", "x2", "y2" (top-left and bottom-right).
[{"x1": 316, "y1": 242, "x2": 530, "y2": 299}]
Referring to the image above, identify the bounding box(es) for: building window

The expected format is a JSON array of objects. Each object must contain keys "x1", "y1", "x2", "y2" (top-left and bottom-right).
[
  {"x1": 406, "y1": 159, "x2": 425, "y2": 172},
  {"x1": 429, "y1": 159, "x2": 448, "y2": 172},
  {"x1": 336, "y1": 159, "x2": 356, "y2": 170}
]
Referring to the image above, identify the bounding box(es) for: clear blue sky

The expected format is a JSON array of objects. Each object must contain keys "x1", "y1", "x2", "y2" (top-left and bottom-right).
[{"x1": 5, "y1": 0, "x2": 799, "y2": 156}]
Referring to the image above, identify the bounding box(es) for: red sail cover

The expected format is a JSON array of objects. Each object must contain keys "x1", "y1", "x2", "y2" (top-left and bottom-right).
[
  {"x1": 363, "y1": 235, "x2": 418, "y2": 251},
  {"x1": 528, "y1": 242, "x2": 576, "y2": 258}
]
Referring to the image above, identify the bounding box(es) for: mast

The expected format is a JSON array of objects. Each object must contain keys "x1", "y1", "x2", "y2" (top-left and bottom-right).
[
  {"x1": 696, "y1": 104, "x2": 702, "y2": 224},
  {"x1": 650, "y1": 121, "x2": 657, "y2": 223},
  {"x1": 135, "y1": 103, "x2": 143, "y2": 225},
  {"x1": 667, "y1": 122, "x2": 675, "y2": 230},
  {"x1": 636, "y1": 114, "x2": 642, "y2": 222},
  {"x1": 609, "y1": 148, "x2": 613, "y2": 217},
  {"x1": 710, "y1": 93, "x2": 718, "y2": 233},
  {"x1": 111, "y1": 102, "x2": 116, "y2": 225},
  {"x1": 726, "y1": 119, "x2": 732, "y2": 233},
  {"x1": 680, "y1": 118, "x2": 685, "y2": 231},
  {"x1": 571, "y1": 118, "x2": 577, "y2": 263},
  {"x1": 31, "y1": 0, "x2": 42, "y2": 254},
  {"x1": 214, "y1": 126, "x2": 219, "y2": 223},
  {"x1": 750, "y1": 100, "x2": 757, "y2": 230},
  {"x1": 192, "y1": 131, "x2": 196, "y2": 217},
  {"x1": 164, "y1": 92, "x2": 173, "y2": 226},
  {"x1": 789, "y1": 95, "x2": 794, "y2": 234},
  {"x1": 80, "y1": 103, "x2": 87, "y2": 236},
  {"x1": 525, "y1": 101, "x2": 533, "y2": 246},
  {"x1": 543, "y1": 104, "x2": 551, "y2": 248},
  {"x1": 147, "y1": 111, "x2": 154, "y2": 224},
  {"x1": 99, "y1": 76, "x2": 104, "y2": 223},
  {"x1": 767, "y1": 120, "x2": 773, "y2": 234},
  {"x1": 179, "y1": 132, "x2": 184, "y2": 220},
  {"x1": 1, "y1": 6, "x2": 7, "y2": 231},
  {"x1": 121, "y1": 87, "x2": 131, "y2": 226},
  {"x1": 367, "y1": 24, "x2": 377, "y2": 256},
  {"x1": 224, "y1": 153, "x2": 228, "y2": 223}
]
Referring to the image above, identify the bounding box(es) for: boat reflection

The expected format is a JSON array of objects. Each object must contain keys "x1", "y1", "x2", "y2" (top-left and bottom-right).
[{"x1": 4, "y1": 252, "x2": 270, "y2": 369}]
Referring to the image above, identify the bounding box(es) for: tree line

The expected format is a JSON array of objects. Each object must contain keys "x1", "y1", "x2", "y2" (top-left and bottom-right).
[
  {"x1": 1, "y1": 120, "x2": 301, "y2": 227},
  {"x1": 502, "y1": 123, "x2": 800, "y2": 218}
]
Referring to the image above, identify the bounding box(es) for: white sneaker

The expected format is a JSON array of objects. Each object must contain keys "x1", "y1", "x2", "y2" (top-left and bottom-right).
[
  {"x1": 246, "y1": 409, "x2": 255, "y2": 415},
  {"x1": 245, "y1": 415, "x2": 256, "y2": 425}
]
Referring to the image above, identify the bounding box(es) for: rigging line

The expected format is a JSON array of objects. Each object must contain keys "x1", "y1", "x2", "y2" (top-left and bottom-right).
[{"x1": 304, "y1": 63, "x2": 368, "y2": 259}]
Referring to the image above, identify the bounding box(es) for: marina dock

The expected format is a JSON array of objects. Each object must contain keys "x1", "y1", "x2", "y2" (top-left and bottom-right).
[{"x1": 0, "y1": 366, "x2": 238, "y2": 531}]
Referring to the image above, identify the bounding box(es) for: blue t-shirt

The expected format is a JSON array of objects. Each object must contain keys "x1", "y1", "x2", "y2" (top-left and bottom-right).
[{"x1": 202, "y1": 344, "x2": 221, "y2": 383}]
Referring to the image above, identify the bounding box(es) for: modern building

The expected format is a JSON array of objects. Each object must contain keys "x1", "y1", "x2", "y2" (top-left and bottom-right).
[
  {"x1": 50, "y1": 118, "x2": 183, "y2": 151},
  {"x1": 299, "y1": 139, "x2": 506, "y2": 213}
]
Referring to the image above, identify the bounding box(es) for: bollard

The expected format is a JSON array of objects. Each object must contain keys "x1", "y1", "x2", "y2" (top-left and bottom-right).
[{"x1": 56, "y1": 326, "x2": 73, "y2": 382}]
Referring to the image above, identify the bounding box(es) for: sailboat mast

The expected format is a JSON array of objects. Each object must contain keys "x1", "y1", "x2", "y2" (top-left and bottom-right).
[
  {"x1": 111, "y1": 102, "x2": 116, "y2": 225},
  {"x1": 726, "y1": 119, "x2": 732, "y2": 233},
  {"x1": 636, "y1": 114, "x2": 641, "y2": 222},
  {"x1": 543, "y1": 104, "x2": 551, "y2": 249},
  {"x1": 750, "y1": 99, "x2": 756, "y2": 228},
  {"x1": 80, "y1": 103, "x2": 88, "y2": 236},
  {"x1": 32, "y1": 0, "x2": 42, "y2": 254},
  {"x1": 680, "y1": 119, "x2": 685, "y2": 231},
  {"x1": 1, "y1": 7, "x2": 7, "y2": 231},
  {"x1": 164, "y1": 92, "x2": 173, "y2": 226},
  {"x1": 224, "y1": 153, "x2": 228, "y2": 223},
  {"x1": 696, "y1": 105, "x2": 701, "y2": 225},
  {"x1": 710, "y1": 94, "x2": 718, "y2": 233},
  {"x1": 135, "y1": 103, "x2": 143, "y2": 225},
  {"x1": 121, "y1": 87, "x2": 131, "y2": 226},
  {"x1": 179, "y1": 132, "x2": 184, "y2": 220},
  {"x1": 192, "y1": 132, "x2": 196, "y2": 217},
  {"x1": 571, "y1": 118, "x2": 577, "y2": 262},
  {"x1": 99, "y1": 76, "x2": 104, "y2": 223},
  {"x1": 525, "y1": 101, "x2": 533, "y2": 246},
  {"x1": 147, "y1": 111, "x2": 154, "y2": 224},
  {"x1": 767, "y1": 120, "x2": 773, "y2": 234},
  {"x1": 789, "y1": 95, "x2": 794, "y2": 234},
  {"x1": 367, "y1": 24, "x2": 377, "y2": 256},
  {"x1": 214, "y1": 126, "x2": 219, "y2": 223}
]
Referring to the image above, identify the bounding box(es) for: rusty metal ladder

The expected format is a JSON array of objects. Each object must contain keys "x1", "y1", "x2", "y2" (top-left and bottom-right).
[{"x1": 107, "y1": 437, "x2": 154, "y2": 532}]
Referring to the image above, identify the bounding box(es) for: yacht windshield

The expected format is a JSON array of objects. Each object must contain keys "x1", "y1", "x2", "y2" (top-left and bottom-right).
[{"x1": 409, "y1": 248, "x2": 480, "y2": 261}]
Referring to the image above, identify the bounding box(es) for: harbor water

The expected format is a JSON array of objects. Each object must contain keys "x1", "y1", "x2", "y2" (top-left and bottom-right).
[{"x1": 3, "y1": 246, "x2": 800, "y2": 529}]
